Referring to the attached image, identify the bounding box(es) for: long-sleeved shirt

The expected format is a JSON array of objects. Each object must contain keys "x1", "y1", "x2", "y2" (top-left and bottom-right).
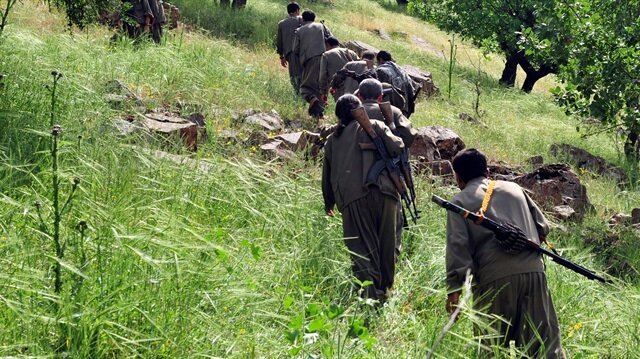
[
  {"x1": 276, "y1": 14, "x2": 302, "y2": 58},
  {"x1": 446, "y1": 177, "x2": 550, "y2": 292},
  {"x1": 319, "y1": 47, "x2": 358, "y2": 95},
  {"x1": 293, "y1": 21, "x2": 327, "y2": 65},
  {"x1": 362, "y1": 100, "x2": 417, "y2": 148},
  {"x1": 322, "y1": 120, "x2": 404, "y2": 212}
]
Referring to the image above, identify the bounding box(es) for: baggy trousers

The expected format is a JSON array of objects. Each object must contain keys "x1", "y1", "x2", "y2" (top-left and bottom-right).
[
  {"x1": 474, "y1": 272, "x2": 565, "y2": 358},
  {"x1": 299, "y1": 55, "x2": 322, "y2": 103},
  {"x1": 341, "y1": 187, "x2": 398, "y2": 300},
  {"x1": 286, "y1": 52, "x2": 302, "y2": 94}
]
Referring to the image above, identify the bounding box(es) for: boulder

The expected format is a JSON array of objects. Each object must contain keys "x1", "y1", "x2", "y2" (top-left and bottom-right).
[
  {"x1": 550, "y1": 143, "x2": 628, "y2": 185},
  {"x1": 141, "y1": 112, "x2": 199, "y2": 151},
  {"x1": 276, "y1": 131, "x2": 321, "y2": 152},
  {"x1": 242, "y1": 109, "x2": 284, "y2": 132},
  {"x1": 427, "y1": 159, "x2": 454, "y2": 176},
  {"x1": 410, "y1": 128, "x2": 441, "y2": 162},
  {"x1": 260, "y1": 140, "x2": 295, "y2": 160},
  {"x1": 345, "y1": 40, "x2": 379, "y2": 57},
  {"x1": 401, "y1": 65, "x2": 440, "y2": 98},
  {"x1": 609, "y1": 213, "x2": 632, "y2": 226},
  {"x1": 411, "y1": 126, "x2": 464, "y2": 161},
  {"x1": 553, "y1": 205, "x2": 577, "y2": 221},
  {"x1": 488, "y1": 161, "x2": 523, "y2": 181},
  {"x1": 514, "y1": 164, "x2": 592, "y2": 220}
]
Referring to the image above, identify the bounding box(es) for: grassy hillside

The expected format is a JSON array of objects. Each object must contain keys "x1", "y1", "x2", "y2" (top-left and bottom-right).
[{"x1": 1, "y1": 0, "x2": 639, "y2": 357}]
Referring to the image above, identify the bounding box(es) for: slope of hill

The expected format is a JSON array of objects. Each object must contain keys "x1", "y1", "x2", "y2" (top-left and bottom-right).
[{"x1": 1, "y1": 0, "x2": 639, "y2": 357}]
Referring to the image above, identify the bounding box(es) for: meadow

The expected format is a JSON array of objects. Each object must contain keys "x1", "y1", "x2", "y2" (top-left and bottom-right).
[{"x1": 1, "y1": 0, "x2": 639, "y2": 357}]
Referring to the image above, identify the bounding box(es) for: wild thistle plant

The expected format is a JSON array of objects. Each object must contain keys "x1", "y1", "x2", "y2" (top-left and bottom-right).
[{"x1": 36, "y1": 70, "x2": 81, "y2": 296}]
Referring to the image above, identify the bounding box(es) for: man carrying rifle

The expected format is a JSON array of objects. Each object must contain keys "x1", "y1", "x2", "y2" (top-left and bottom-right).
[
  {"x1": 322, "y1": 94, "x2": 404, "y2": 302},
  {"x1": 446, "y1": 149, "x2": 564, "y2": 358},
  {"x1": 358, "y1": 79, "x2": 417, "y2": 261}
]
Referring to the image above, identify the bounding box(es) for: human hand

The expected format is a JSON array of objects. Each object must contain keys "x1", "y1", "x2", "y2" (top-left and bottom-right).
[
  {"x1": 446, "y1": 291, "x2": 461, "y2": 319},
  {"x1": 326, "y1": 208, "x2": 335, "y2": 217},
  {"x1": 280, "y1": 57, "x2": 288, "y2": 68}
]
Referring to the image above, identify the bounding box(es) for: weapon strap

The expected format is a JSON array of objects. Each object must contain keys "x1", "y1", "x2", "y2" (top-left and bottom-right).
[{"x1": 474, "y1": 180, "x2": 496, "y2": 225}]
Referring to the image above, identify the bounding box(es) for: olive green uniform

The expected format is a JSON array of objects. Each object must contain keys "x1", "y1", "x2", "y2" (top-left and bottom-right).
[
  {"x1": 319, "y1": 47, "x2": 358, "y2": 96},
  {"x1": 276, "y1": 14, "x2": 302, "y2": 92},
  {"x1": 363, "y1": 100, "x2": 417, "y2": 262},
  {"x1": 293, "y1": 21, "x2": 329, "y2": 102},
  {"x1": 446, "y1": 177, "x2": 564, "y2": 358},
  {"x1": 331, "y1": 60, "x2": 371, "y2": 100},
  {"x1": 123, "y1": 0, "x2": 153, "y2": 38},
  {"x1": 376, "y1": 61, "x2": 419, "y2": 116},
  {"x1": 322, "y1": 120, "x2": 404, "y2": 299}
]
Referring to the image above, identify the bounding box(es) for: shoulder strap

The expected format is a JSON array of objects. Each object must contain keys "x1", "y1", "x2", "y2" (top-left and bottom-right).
[{"x1": 475, "y1": 180, "x2": 496, "y2": 224}]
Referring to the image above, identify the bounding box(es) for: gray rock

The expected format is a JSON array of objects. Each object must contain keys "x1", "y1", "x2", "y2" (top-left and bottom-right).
[
  {"x1": 550, "y1": 143, "x2": 628, "y2": 185},
  {"x1": 141, "y1": 112, "x2": 199, "y2": 151},
  {"x1": 553, "y1": 205, "x2": 577, "y2": 221},
  {"x1": 243, "y1": 109, "x2": 284, "y2": 131},
  {"x1": 401, "y1": 64, "x2": 440, "y2": 98},
  {"x1": 345, "y1": 40, "x2": 379, "y2": 58},
  {"x1": 260, "y1": 140, "x2": 295, "y2": 160},
  {"x1": 411, "y1": 126, "x2": 465, "y2": 161},
  {"x1": 514, "y1": 164, "x2": 592, "y2": 221}
]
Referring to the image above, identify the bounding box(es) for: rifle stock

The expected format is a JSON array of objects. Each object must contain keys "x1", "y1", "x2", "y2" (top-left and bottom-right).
[
  {"x1": 431, "y1": 194, "x2": 610, "y2": 283},
  {"x1": 378, "y1": 102, "x2": 420, "y2": 222},
  {"x1": 351, "y1": 106, "x2": 419, "y2": 224}
]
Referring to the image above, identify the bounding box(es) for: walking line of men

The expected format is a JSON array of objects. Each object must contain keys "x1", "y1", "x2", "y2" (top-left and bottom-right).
[
  {"x1": 276, "y1": 2, "x2": 420, "y2": 120},
  {"x1": 278, "y1": 2, "x2": 566, "y2": 357}
]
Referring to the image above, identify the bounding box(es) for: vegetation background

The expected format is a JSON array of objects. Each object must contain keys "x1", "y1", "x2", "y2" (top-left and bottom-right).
[{"x1": 1, "y1": 0, "x2": 639, "y2": 357}]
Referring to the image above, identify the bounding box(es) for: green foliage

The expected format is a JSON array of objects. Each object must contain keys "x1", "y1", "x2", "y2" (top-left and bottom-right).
[
  {"x1": 408, "y1": 0, "x2": 579, "y2": 91},
  {"x1": 1, "y1": 0, "x2": 640, "y2": 356},
  {"x1": 171, "y1": 0, "x2": 281, "y2": 46},
  {"x1": 554, "y1": 0, "x2": 640, "y2": 159},
  {"x1": 50, "y1": 0, "x2": 120, "y2": 29},
  {"x1": 0, "y1": 0, "x2": 19, "y2": 38}
]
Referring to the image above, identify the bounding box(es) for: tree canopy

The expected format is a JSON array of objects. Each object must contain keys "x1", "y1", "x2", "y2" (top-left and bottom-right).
[
  {"x1": 408, "y1": 0, "x2": 578, "y2": 92},
  {"x1": 554, "y1": 0, "x2": 640, "y2": 158}
]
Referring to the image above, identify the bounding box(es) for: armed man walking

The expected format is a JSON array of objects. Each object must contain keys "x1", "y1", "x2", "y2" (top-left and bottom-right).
[
  {"x1": 375, "y1": 50, "x2": 421, "y2": 117},
  {"x1": 292, "y1": 10, "x2": 331, "y2": 119},
  {"x1": 357, "y1": 79, "x2": 417, "y2": 262},
  {"x1": 330, "y1": 50, "x2": 376, "y2": 100},
  {"x1": 318, "y1": 36, "x2": 358, "y2": 102},
  {"x1": 276, "y1": 2, "x2": 302, "y2": 93},
  {"x1": 322, "y1": 94, "x2": 404, "y2": 302},
  {"x1": 445, "y1": 149, "x2": 564, "y2": 358}
]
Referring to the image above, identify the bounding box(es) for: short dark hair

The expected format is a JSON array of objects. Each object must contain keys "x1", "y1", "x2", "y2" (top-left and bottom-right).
[
  {"x1": 287, "y1": 2, "x2": 300, "y2": 14},
  {"x1": 361, "y1": 50, "x2": 375, "y2": 60},
  {"x1": 325, "y1": 36, "x2": 340, "y2": 47},
  {"x1": 376, "y1": 50, "x2": 393, "y2": 62},
  {"x1": 452, "y1": 148, "x2": 488, "y2": 183},
  {"x1": 301, "y1": 10, "x2": 315, "y2": 22},
  {"x1": 334, "y1": 94, "x2": 361, "y2": 137},
  {"x1": 358, "y1": 78, "x2": 383, "y2": 100}
]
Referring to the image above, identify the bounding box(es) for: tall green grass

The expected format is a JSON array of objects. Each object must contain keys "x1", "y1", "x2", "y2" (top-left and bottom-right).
[{"x1": 1, "y1": 0, "x2": 639, "y2": 357}]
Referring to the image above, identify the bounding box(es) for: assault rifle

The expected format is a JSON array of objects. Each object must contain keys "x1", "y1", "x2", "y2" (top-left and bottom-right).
[
  {"x1": 379, "y1": 101, "x2": 420, "y2": 225},
  {"x1": 352, "y1": 106, "x2": 420, "y2": 224},
  {"x1": 431, "y1": 194, "x2": 610, "y2": 283}
]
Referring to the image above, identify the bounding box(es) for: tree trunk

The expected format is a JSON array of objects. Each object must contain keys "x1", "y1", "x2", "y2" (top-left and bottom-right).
[
  {"x1": 518, "y1": 55, "x2": 555, "y2": 93},
  {"x1": 625, "y1": 129, "x2": 639, "y2": 161},
  {"x1": 499, "y1": 51, "x2": 518, "y2": 87}
]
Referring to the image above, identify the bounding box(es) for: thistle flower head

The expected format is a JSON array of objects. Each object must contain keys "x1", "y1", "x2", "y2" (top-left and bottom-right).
[{"x1": 51, "y1": 125, "x2": 63, "y2": 136}]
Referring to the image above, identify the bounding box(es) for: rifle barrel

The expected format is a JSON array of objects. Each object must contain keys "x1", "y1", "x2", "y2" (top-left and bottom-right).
[{"x1": 431, "y1": 195, "x2": 610, "y2": 283}]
